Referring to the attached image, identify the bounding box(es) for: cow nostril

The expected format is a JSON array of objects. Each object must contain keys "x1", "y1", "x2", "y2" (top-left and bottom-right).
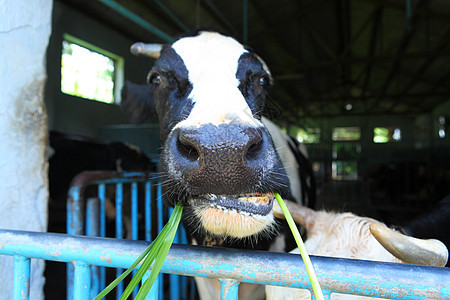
[
  {"x1": 177, "y1": 136, "x2": 200, "y2": 162},
  {"x1": 246, "y1": 138, "x2": 263, "y2": 161}
]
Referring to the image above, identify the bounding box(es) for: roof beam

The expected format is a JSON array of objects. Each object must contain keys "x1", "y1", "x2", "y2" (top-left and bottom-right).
[
  {"x1": 370, "y1": 0, "x2": 427, "y2": 108},
  {"x1": 273, "y1": 47, "x2": 450, "y2": 73},
  {"x1": 338, "y1": 2, "x2": 381, "y2": 62},
  {"x1": 97, "y1": 0, "x2": 174, "y2": 42},
  {"x1": 360, "y1": 0, "x2": 450, "y2": 22},
  {"x1": 200, "y1": 0, "x2": 237, "y2": 34},
  {"x1": 248, "y1": 0, "x2": 327, "y2": 45},
  {"x1": 402, "y1": 68, "x2": 450, "y2": 112},
  {"x1": 149, "y1": 0, "x2": 190, "y2": 32},
  {"x1": 386, "y1": 25, "x2": 450, "y2": 112},
  {"x1": 360, "y1": 5, "x2": 384, "y2": 97}
]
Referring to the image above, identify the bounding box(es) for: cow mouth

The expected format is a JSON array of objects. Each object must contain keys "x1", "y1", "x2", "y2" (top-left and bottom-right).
[{"x1": 189, "y1": 192, "x2": 274, "y2": 216}]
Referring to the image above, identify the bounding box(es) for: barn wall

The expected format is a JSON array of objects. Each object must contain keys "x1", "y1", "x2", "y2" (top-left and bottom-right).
[
  {"x1": 45, "y1": 0, "x2": 157, "y2": 139},
  {"x1": 0, "y1": 0, "x2": 52, "y2": 299},
  {"x1": 299, "y1": 110, "x2": 449, "y2": 224}
]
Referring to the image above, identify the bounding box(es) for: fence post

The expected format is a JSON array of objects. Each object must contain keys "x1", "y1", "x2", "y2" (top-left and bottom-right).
[
  {"x1": 73, "y1": 261, "x2": 91, "y2": 300},
  {"x1": 13, "y1": 256, "x2": 30, "y2": 300},
  {"x1": 219, "y1": 279, "x2": 240, "y2": 300}
]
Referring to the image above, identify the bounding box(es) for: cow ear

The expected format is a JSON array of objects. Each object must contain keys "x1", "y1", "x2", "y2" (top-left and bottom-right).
[{"x1": 120, "y1": 80, "x2": 155, "y2": 124}]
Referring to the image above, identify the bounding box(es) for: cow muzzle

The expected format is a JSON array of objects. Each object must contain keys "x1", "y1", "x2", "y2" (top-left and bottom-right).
[
  {"x1": 164, "y1": 122, "x2": 280, "y2": 238},
  {"x1": 189, "y1": 193, "x2": 275, "y2": 238}
]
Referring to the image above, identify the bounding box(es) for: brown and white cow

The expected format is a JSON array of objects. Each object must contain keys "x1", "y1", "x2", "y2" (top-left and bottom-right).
[{"x1": 266, "y1": 200, "x2": 449, "y2": 299}]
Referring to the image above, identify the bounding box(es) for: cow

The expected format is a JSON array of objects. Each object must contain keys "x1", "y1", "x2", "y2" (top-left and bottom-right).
[
  {"x1": 121, "y1": 30, "x2": 315, "y2": 243},
  {"x1": 121, "y1": 30, "x2": 315, "y2": 299},
  {"x1": 403, "y1": 193, "x2": 450, "y2": 267},
  {"x1": 266, "y1": 200, "x2": 449, "y2": 299}
]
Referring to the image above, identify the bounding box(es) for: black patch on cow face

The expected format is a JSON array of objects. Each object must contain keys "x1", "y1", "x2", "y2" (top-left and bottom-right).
[
  {"x1": 147, "y1": 47, "x2": 194, "y2": 141},
  {"x1": 236, "y1": 52, "x2": 272, "y2": 118}
]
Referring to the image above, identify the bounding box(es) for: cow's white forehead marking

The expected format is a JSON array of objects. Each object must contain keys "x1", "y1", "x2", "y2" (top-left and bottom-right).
[{"x1": 172, "y1": 31, "x2": 262, "y2": 128}]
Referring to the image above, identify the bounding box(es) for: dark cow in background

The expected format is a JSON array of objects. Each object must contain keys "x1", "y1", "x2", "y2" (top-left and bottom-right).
[
  {"x1": 49, "y1": 130, "x2": 155, "y2": 202},
  {"x1": 403, "y1": 193, "x2": 450, "y2": 267},
  {"x1": 48, "y1": 130, "x2": 156, "y2": 234}
]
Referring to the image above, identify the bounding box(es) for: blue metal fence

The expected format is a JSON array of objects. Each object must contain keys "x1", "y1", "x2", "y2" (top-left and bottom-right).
[
  {"x1": 66, "y1": 171, "x2": 189, "y2": 299},
  {"x1": 0, "y1": 229, "x2": 449, "y2": 299},
  {"x1": 1, "y1": 172, "x2": 450, "y2": 299}
]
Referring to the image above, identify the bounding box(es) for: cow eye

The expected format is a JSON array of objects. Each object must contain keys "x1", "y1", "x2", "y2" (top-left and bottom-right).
[
  {"x1": 258, "y1": 76, "x2": 269, "y2": 87},
  {"x1": 150, "y1": 74, "x2": 161, "y2": 86}
]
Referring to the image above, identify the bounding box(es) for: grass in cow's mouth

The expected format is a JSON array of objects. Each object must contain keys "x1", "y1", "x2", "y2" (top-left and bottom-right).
[
  {"x1": 96, "y1": 195, "x2": 323, "y2": 299},
  {"x1": 94, "y1": 203, "x2": 183, "y2": 300},
  {"x1": 274, "y1": 193, "x2": 324, "y2": 300}
]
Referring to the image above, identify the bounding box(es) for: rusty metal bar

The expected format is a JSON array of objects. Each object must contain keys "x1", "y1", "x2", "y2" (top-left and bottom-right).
[{"x1": 1, "y1": 229, "x2": 449, "y2": 299}]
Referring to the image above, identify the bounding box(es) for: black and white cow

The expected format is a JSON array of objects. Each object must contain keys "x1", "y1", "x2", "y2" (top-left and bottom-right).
[
  {"x1": 121, "y1": 30, "x2": 315, "y2": 298},
  {"x1": 122, "y1": 30, "x2": 314, "y2": 243}
]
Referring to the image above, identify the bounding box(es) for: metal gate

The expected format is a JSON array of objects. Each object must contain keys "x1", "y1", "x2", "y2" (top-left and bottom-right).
[
  {"x1": 66, "y1": 171, "x2": 189, "y2": 299},
  {"x1": 0, "y1": 171, "x2": 449, "y2": 299}
]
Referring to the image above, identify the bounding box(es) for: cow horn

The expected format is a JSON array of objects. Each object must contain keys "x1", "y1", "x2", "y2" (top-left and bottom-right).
[
  {"x1": 130, "y1": 42, "x2": 163, "y2": 59},
  {"x1": 370, "y1": 222, "x2": 449, "y2": 267},
  {"x1": 272, "y1": 199, "x2": 316, "y2": 228}
]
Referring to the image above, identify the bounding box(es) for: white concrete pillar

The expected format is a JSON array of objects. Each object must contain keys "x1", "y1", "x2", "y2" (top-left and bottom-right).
[{"x1": 0, "y1": 0, "x2": 52, "y2": 299}]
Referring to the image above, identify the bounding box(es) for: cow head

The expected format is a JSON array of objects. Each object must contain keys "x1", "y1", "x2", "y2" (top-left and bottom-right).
[{"x1": 122, "y1": 31, "x2": 291, "y2": 240}]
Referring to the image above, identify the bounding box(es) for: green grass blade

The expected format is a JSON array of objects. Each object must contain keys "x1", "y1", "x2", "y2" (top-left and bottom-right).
[
  {"x1": 120, "y1": 205, "x2": 183, "y2": 299},
  {"x1": 134, "y1": 204, "x2": 183, "y2": 300},
  {"x1": 93, "y1": 240, "x2": 156, "y2": 300},
  {"x1": 119, "y1": 237, "x2": 164, "y2": 299},
  {"x1": 135, "y1": 219, "x2": 180, "y2": 299},
  {"x1": 94, "y1": 204, "x2": 183, "y2": 300},
  {"x1": 274, "y1": 193, "x2": 324, "y2": 300}
]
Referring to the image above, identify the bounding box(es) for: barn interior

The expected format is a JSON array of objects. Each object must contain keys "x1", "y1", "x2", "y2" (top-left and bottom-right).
[
  {"x1": 46, "y1": 0, "x2": 450, "y2": 223},
  {"x1": 2, "y1": 1, "x2": 449, "y2": 299}
]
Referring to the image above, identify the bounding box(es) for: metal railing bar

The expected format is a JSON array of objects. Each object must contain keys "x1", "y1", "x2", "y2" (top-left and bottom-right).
[
  {"x1": 97, "y1": 183, "x2": 107, "y2": 292},
  {"x1": 73, "y1": 261, "x2": 91, "y2": 300},
  {"x1": 131, "y1": 182, "x2": 139, "y2": 241},
  {"x1": 98, "y1": 184, "x2": 106, "y2": 238},
  {"x1": 219, "y1": 279, "x2": 240, "y2": 300},
  {"x1": 145, "y1": 180, "x2": 152, "y2": 241},
  {"x1": 86, "y1": 198, "x2": 100, "y2": 298},
  {"x1": 13, "y1": 255, "x2": 30, "y2": 300},
  {"x1": 143, "y1": 271, "x2": 159, "y2": 300},
  {"x1": 2, "y1": 229, "x2": 449, "y2": 299},
  {"x1": 131, "y1": 182, "x2": 140, "y2": 299},
  {"x1": 115, "y1": 182, "x2": 124, "y2": 298},
  {"x1": 169, "y1": 206, "x2": 180, "y2": 300},
  {"x1": 156, "y1": 182, "x2": 164, "y2": 300},
  {"x1": 69, "y1": 171, "x2": 159, "y2": 190}
]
